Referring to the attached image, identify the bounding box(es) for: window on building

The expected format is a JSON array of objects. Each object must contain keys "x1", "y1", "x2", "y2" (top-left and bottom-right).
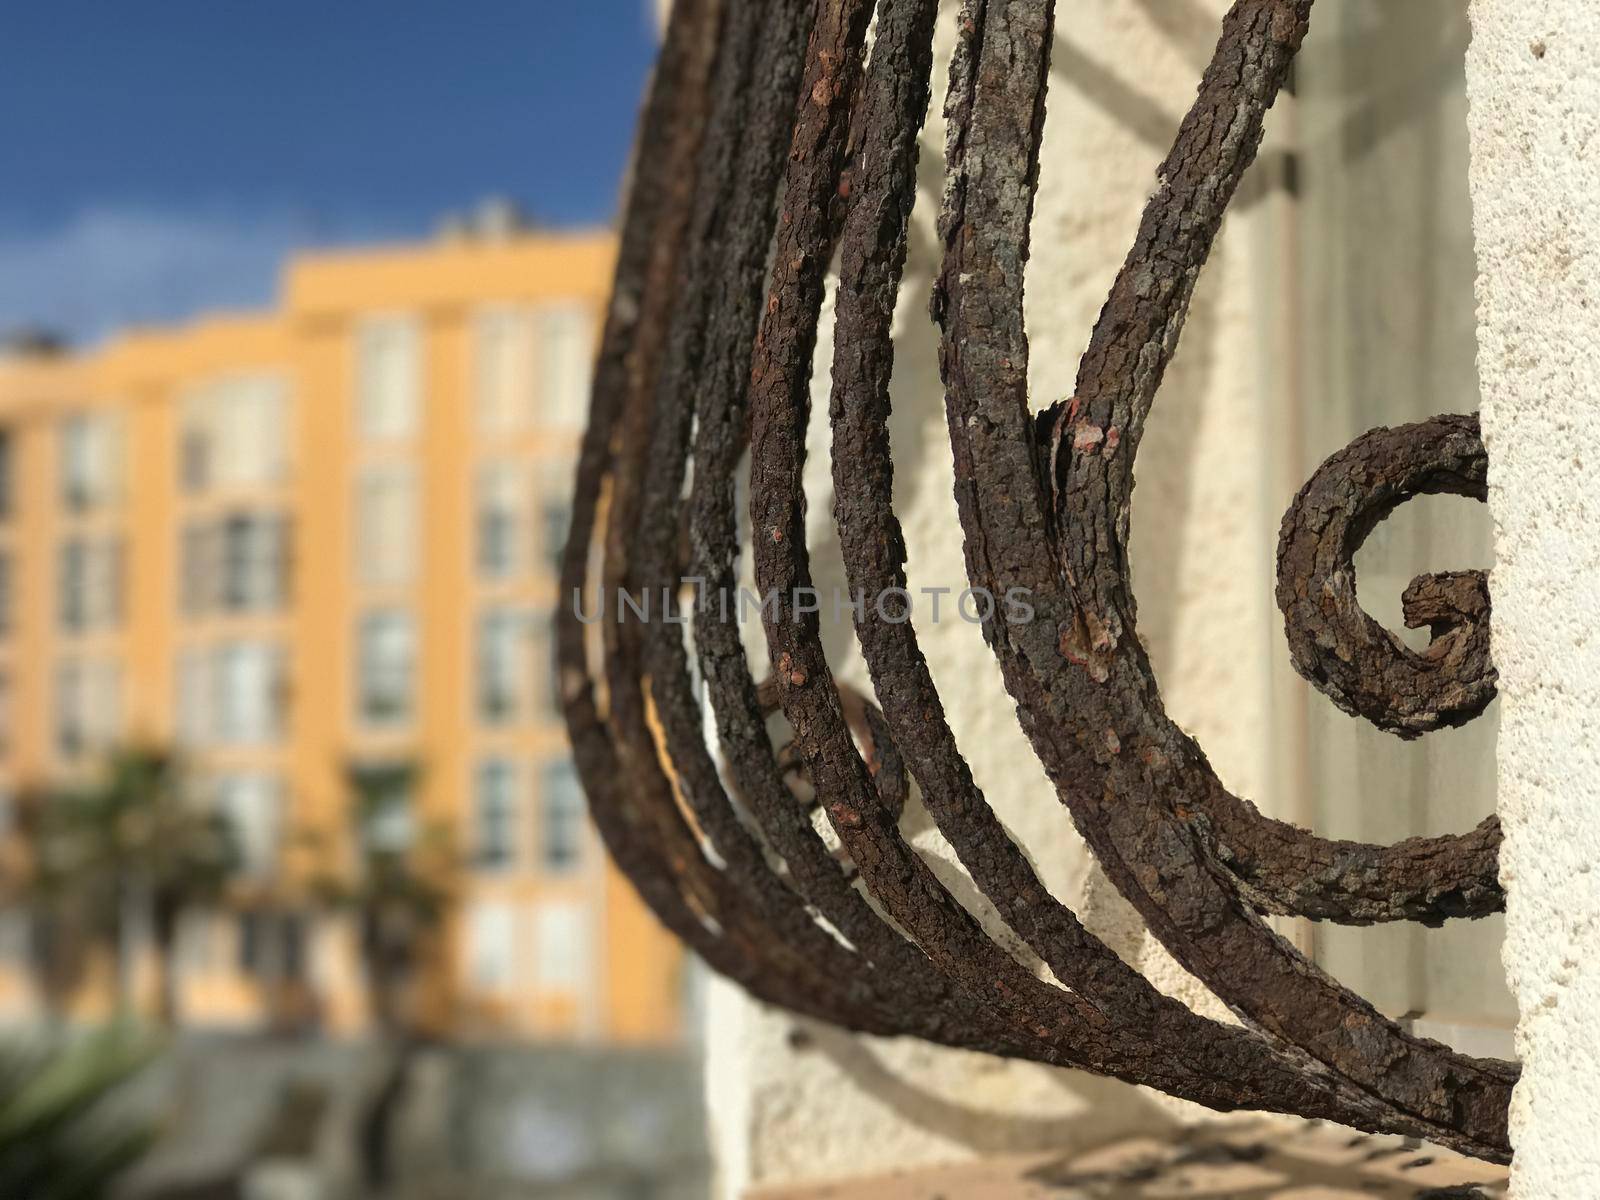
[
  {"x1": 180, "y1": 515, "x2": 289, "y2": 617},
  {"x1": 212, "y1": 641, "x2": 287, "y2": 746},
  {"x1": 58, "y1": 540, "x2": 87, "y2": 632},
  {"x1": 357, "y1": 317, "x2": 421, "y2": 441},
  {"x1": 179, "y1": 413, "x2": 208, "y2": 494},
  {"x1": 280, "y1": 915, "x2": 306, "y2": 981},
  {"x1": 96, "y1": 660, "x2": 124, "y2": 753},
  {"x1": 533, "y1": 615, "x2": 559, "y2": 719},
  {"x1": 60, "y1": 415, "x2": 94, "y2": 512},
  {"x1": 0, "y1": 428, "x2": 13, "y2": 520},
  {"x1": 214, "y1": 773, "x2": 282, "y2": 877},
  {"x1": 537, "y1": 307, "x2": 593, "y2": 429},
  {"x1": 537, "y1": 458, "x2": 572, "y2": 575},
  {"x1": 59, "y1": 413, "x2": 122, "y2": 513},
  {"x1": 533, "y1": 900, "x2": 588, "y2": 994},
  {"x1": 55, "y1": 658, "x2": 121, "y2": 761},
  {"x1": 219, "y1": 513, "x2": 290, "y2": 612},
  {"x1": 464, "y1": 900, "x2": 519, "y2": 992},
  {"x1": 476, "y1": 607, "x2": 531, "y2": 724},
  {"x1": 229, "y1": 377, "x2": 288, "y2": 487},
  {"x1": 180, "y1": 375, "x2": 290, "y2": 493},
  {"x1": 179, "y1": 522, "x2": 215, "y2": 617},
  {"x1": 540, "y1": 761, "x2": 585, "y2": 873},
  {"x1": 351, "y1": 761, "x2": 416, "y2": 853},
  {"x1": 508, "y1": 614, "x2": 560, "y2": 722},
  {"x1": 237, "y1": 912, "x2": 282, "y2": 977},
  {"x1": 57, "y1": 536, "x2": 122, "y2": 633},
  {"x1": 474, "y1": 308, "x2": 534, "y2": 434},
  {"x1": 357, "y1": 610, "x2": 415, "y2": 727},
  {"x1": 175, "y1": 650, "x2": 208, "y2": 748},
  {"x1": 540, "y1": 493, "x2": 571, "y2": 576},
  {"x1": 99, "y1": 538, "x2": 124, "y2": 628},
  {"x1": 472, "y1": 759, "x2": 519, "y2": 872},
  {"x1": 236, "y1": 910, "x2": 306, "y2": 981},
  {"x1": 356, "y1": 464, "x2": 418, "y2": 586},
  {"x1": 475, "y1": 463, "x2": 525, "y2": 579},
  {"x1": 177, "y1": 912, "x2": 218, "y2": 975},
  {"x1": 236, "y1": 911, "x2": 263, "y2": 975},
  {"x1": 0, "y1": 550, "x2": 11, "y2": 637}
]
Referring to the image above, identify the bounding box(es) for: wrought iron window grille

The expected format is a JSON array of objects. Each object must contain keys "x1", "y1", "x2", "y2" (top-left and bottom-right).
[{"x1": 558, "y1": 0, "x2": 1510, "y2": 1162}]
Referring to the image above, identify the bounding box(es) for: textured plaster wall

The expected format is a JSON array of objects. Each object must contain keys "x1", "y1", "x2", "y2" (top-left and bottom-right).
[
  {"x1": 705, "y1": 1, "x2": 1292, "y2": 1194},
  {"x1": 1466, "y1": 2, "x2": 1600, "y2": 1194}
]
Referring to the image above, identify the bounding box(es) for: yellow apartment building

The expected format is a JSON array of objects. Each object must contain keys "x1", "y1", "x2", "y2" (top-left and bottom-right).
[{"x1": 0, "y1": 228, "x2": 684, "y2": 1044}]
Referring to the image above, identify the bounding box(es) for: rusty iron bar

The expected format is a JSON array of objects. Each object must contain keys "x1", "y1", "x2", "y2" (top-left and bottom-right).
[{"x1": 560, "y1": 0, "x2": 1514, "y2": 1162}]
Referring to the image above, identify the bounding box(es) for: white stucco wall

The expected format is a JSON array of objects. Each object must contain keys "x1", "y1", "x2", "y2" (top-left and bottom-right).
[
  {"x1": 1466, "y1": 3, "x2": 1600, "y2": 1194},
  {"x1": 705, "y1": 1, "x2": 1293, "y2": 1193}
]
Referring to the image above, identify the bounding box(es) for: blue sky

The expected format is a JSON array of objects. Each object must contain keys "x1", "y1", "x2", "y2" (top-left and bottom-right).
[{"x1": 0, "y1": 2, "x2": 659, "y2": 345}]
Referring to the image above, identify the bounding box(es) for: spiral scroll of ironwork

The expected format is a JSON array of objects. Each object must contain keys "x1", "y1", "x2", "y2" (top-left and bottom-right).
[{"x1": 558, "y1": 0, "x2": 1513, "y2": 1162}]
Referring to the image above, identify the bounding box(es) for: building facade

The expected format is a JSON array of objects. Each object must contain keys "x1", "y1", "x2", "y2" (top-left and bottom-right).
[{"x1": 0, "y1": 231, "x2": 684, "y2": 1044}]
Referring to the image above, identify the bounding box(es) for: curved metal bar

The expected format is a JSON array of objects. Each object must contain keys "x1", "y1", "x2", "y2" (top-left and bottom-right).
[
  {"x1": 762, "y1": 0, "x2": 1452, "y2": 1133},
  {"x1": 1277, "y1": 412, "x2": 1496, "y2": 738},
  {"x1": 564, "y1": 0, "x2": 911, "y2": 1036},
  {"x1": 566, "y1": 0, "x2": 1519, "y2": 1165},
  {"x1": 951, "y1": 0, "x2": 1514, "y2": 1154},
  {"x1": 626, "y1": 0, "x2": 1078, "y2": 1057}
]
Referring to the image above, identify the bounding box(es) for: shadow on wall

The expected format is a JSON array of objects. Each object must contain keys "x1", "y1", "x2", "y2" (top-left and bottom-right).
[
  {"x1": 751, "y1": 1115, "x2": 1508, "y2": 1198},
  {"x1": 799, "y1": 1021, "x2": 1180, "y2": 1158}
]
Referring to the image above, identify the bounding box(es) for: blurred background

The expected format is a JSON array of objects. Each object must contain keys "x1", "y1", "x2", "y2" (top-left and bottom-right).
[
  {"x1": 0, "y1": 3, "x2": 708, "y2": 1198},
  {"x1": 0, "y1": 1, "x2": 1521, "y2": 1198}
]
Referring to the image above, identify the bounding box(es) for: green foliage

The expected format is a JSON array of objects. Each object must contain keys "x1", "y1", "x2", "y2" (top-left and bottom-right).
[
  {"x1": 0, "y1": 1025, "x2": 158, "y2": 1200},
  {"x1": 302, "y1": 759, "x2": 455, "y2": 1032},
  {"x1": 309, "y1": 759, "x2": 452, "y2": 921},
  {"x1": 31, "y1": 744, "x2": 239, "y2": 910},
  {"x1": 22, "y1": 743, "x2": 240, "y2": 1020}
]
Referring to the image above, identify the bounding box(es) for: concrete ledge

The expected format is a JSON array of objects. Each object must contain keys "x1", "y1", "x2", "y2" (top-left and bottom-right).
[{"x1": 748, "y1": 1121, "x2": 1508, "y2": 1200}]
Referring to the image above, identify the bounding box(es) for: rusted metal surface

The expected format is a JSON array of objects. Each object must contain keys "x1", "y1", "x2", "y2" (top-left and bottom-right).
[{"x1": 559, "y1": 0, "x2": 1513, "y2": 1162}]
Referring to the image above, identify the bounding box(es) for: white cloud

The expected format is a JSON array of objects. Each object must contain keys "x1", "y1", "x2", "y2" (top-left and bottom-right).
[{"x1": 0, "y1": 207, "x2": 396, "y2": 347}]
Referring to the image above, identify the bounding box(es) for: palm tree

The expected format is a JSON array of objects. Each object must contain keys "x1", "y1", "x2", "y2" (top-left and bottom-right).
[
  {"x1": 309, "y1": 762, "x2": 450, "y2": 1033},
  {"x1": 306, "y1": 760, "x2": 452, "y2": 1195},
  {"x1": 25, "y1": 744, "x2": 238, "y2": 1025},
  {"x1": 0, "y1": 1023, "x2": 158, "y2": 1199}
]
